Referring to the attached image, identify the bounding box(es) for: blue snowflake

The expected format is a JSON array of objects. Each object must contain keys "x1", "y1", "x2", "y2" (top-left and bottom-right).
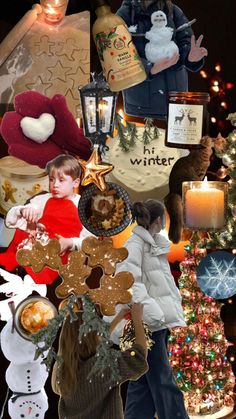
[{"x1": 197, "y1": 251, "x2": 236, "y2": 299}]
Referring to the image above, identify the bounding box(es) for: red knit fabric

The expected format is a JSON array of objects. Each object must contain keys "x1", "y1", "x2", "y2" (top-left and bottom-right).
[{"x1": 0, "y1": 198, "x2": 83, "y2": 284}]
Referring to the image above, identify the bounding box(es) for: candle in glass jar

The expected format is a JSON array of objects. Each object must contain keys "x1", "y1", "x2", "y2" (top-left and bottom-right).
[
  {"x1": 184, "y1": 179, "x2": 226, "y2": 229},
  {"x1": 40, "y1": 0, "x2": 68, "y2": 24}
]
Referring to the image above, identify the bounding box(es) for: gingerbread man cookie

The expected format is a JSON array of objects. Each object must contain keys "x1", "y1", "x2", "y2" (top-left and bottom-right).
[
  {"x1": 56, "y1": 251, "x2": 92, "y2": 298},
  {"x1": 16, "y1": 239, "x2": 62, "y2": 273},
  {"x1": 89, "y1": 271, "x2": 134, "y2": 316},
  {"x1": 82, "y1": 236, "x2": 128, "y2": 275},
  {"x1": 26, "y1": 183, "x2": 42, "y2": 196},
  {"x1": 2, "y1": 180, "x2": 17, "y2": 203}
]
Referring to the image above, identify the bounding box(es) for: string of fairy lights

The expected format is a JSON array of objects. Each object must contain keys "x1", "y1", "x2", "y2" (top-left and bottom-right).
[
  {"x1": 166, "y1": 66, "x2": 236, "y2": 415},
  {"x1": 168, "y1": 241, "x2": 235, "y2": 415}
]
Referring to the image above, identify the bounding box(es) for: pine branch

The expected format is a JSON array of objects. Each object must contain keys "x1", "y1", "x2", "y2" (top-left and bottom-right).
[
  {"x1": 126, "y1": 121, "x2": 138, "y2": 148},
  {"x1": 114, "y1": 113, "x2": 160, "y2": 151},
  {"x1": 79, "y1": 295, "x2": 122, "y2": 384},
  {"x1": 114, "y1": 114, "x2": 130, "y2": 152},
  {"x1": 142, "y1": 118, "x2": 160, "y2": 144},
  {"x1": 31, "y1": 295, "x2": 79, "y2": 371}
]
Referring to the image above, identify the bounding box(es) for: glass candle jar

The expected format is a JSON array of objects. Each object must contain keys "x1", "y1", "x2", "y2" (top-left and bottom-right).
[
  {"x1": 182, "y1": 179, "x2": 228, "y2": 230},
  {"x1": 166, "y1": 92, "x2": 210, "y2": 149},
  {"x1": 40, "y1": 0, "x2": 68, "y2": 24}
]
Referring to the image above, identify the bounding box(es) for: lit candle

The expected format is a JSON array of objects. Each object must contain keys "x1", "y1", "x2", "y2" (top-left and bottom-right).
[
  {"x1": 40, "y1": 0, "x2": 68, "y2": 24},
  {"x1": 98, "y1": 99, "x2": 108, "y2": 129},
  {"x1": 88, "y1": 99, "x2": 96, "y2": 127},
  {"x1": 76, "y1": 117, "x2": 82, "y2": 128},
  {"x1": 183, "y1": 178, "x2": 227, "y2": 230}
]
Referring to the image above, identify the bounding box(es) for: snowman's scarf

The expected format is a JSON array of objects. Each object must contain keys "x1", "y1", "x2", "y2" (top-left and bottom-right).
[{"x1": 11, "y1": 390, "x2": 40, "y2": 403}]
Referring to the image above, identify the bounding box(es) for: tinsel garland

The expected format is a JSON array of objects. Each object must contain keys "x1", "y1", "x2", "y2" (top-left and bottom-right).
[
  {"x1": 119, "y1": 319, "x2": 154, "y2": 352},
  {"x1": 114, "y1": 113, "x2": 160, "y2": 152}
]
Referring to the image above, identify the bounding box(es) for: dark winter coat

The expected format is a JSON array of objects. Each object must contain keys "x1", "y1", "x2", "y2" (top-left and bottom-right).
[{"x1": 116, "y1": 0, "x2": 204, "y2": 118}]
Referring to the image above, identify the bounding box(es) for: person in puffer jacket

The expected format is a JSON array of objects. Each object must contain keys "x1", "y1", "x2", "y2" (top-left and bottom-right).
[
  {"x1": 104, "y1": 199, "x2": 189, "y2": 419},
  {"x1": 116, "y1": 0, "x2": 207, "y2": 118}
]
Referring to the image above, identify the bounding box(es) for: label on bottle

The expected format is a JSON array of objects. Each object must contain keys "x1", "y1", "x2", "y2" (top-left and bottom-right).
[
  {"x1": 95, "y1": 24, "x2": 144, "y2": 84},
  {"x1": 167, "y1": 103, "x2": 204, "y2": 145}
]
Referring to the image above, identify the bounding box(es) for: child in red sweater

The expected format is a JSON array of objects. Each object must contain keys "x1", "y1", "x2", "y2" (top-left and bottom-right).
[{"x1": 0, "y1": 154, "x2": 91, "y2": 284}]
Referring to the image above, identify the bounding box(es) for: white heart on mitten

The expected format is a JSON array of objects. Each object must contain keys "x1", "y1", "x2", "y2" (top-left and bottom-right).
[{"x1": 20, "y1": 113, "x2": 56, "y2": 143}]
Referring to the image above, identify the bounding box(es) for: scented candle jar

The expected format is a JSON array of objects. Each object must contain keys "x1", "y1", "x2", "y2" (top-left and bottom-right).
[
  {"x1": 40, "y1": 0, "x2": 68, "y2": 24},
  {"x1": 0, "y1": 156, "x2": 49, "y2": 214},
  {"x1": 182, "y1": 179, "x2": 228, "y2": 230},
  {"x1": 166, "y1": 92, "x2": 210, "y2": 149}
]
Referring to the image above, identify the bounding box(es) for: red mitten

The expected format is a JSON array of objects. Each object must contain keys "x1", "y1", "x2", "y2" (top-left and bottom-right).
[
  {"x1": 0, "y1": 91, "x2": 91, "y2": 168},
  {"x1": 14, "y1": 91, "x2": 53, "y2": 117},
  {"x1": 1, "y1": 112, "x2": 62, "y2": 168},
  {"x1": 51, "y1": 94, "x2": 91, "y2": 159}
]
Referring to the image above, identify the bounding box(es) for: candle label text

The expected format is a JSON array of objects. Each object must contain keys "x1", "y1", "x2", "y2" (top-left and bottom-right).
[{"x1": 167, "y1": 103, "x2": 203, "y2": 145}]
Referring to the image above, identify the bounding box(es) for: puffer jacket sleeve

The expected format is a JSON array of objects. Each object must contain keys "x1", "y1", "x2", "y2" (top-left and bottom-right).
[
  {"x1": 116, "y1": 0, "x2": 132, "y2": 27},
  {"x1": 116, "y1": 1, "x2": 153, "y2": 76},
  {"x1": 117, "y1": 240, "x2": 165, "y2": 328},
  {"x1": 171, "y1": 5, "x2": 204, "y2": 72}
]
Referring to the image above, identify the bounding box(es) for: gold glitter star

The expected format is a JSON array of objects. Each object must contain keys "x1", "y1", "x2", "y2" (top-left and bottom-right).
[{"x1": 78, "y1": 147, "x2": 113, "y2": 191}]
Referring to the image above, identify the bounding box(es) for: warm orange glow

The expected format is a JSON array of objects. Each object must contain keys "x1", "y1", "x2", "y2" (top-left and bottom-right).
[
  {"x1": 40, "y1": 0, "x2": 68, "y2": 24},
  {"x1": 112, "y1": 211, "x2": 189, "y2": 263},
  {"x1": 220, "y1": 101, "x2": 227, "y2": 109},
  {"x1": 112, "y1": 222, "x2": 136, "y2": 248},
  {"x1": 211, "y1": 85, "x2": 220, "y2": 93},
  {"x1": 226, "y1": 82, "x2": 234, "y2": 90},
  {"x1": 118, "y1": 108, "x2": 125, "y2": 119},
  {"x1": 200, "y1": 70, "x2": 207, "y2": 78}
]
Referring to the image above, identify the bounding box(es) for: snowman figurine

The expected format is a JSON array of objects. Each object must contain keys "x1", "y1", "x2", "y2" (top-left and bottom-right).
[
  {"x1": 0, "y1": 319, "x2": 49, "y2": 419},
  {"x1": 145, "y1": 11, "x2": 179, "y2": 63}
]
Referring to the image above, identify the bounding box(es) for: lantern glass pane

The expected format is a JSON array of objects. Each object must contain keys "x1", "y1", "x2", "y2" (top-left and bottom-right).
[
  {"x1": 85, "y1": 96, "x2": 96, "y2": 133},
  {"x1": 98, "y1": 96, "x2": 113, "y2": 134}
]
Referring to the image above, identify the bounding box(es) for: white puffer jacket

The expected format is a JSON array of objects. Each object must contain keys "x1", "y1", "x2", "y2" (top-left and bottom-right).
[{"x1": 106, "y1": 226, "x2": 186, "y2": 344}]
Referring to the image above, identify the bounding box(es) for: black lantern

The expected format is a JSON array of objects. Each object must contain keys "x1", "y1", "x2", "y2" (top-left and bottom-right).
[{"x1": 79, "y1": 73, "x2": 118, "y2": 147}]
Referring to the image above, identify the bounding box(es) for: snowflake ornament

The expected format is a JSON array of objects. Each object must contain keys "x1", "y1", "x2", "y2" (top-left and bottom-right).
[{"x1": 197, "y1": 251, "x2": 236, "y2": 299}]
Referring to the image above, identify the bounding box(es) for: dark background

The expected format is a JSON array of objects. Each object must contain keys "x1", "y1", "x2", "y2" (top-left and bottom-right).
[
  {"x1": 0, "y1": 1, "x2": 236, "y2": 418},
  {"x1": 1, "y1": 0, "x2": 236, "y2": 98}
]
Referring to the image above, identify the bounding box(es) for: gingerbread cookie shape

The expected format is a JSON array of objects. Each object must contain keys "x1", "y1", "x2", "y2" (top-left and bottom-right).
[
  {"x1": 89, "y1": 271, "x2": 134, "y2": 316},
  {"x1": 55, "y1": 251, "x2": 92, "y2": 299},
  {"x1": 55, "y1": 236, "x2": 134, "y2": 314},
  {"x1": 82, "y1": 236, "x2": 128, "y2": 275},
  {"x1": 16, "y1": 239, "x2": 62, "y2": 273}
]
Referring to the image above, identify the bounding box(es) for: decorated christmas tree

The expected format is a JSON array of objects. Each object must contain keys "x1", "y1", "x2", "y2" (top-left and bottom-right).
[
  {"x1": 168, "y1": 240, "x2": 234, "y2": 416},
  {"x1": 206, "y1": 115, "x2": 236, "y2": 249}
]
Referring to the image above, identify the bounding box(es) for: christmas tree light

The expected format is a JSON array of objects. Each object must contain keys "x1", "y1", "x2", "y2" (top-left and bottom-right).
[
  {"x1": 199, "y1": 63, "x2": 234, "y2": 135},
  {"x1": 168, "y1": 239, "x2": 234, "y2": 416},
  {"x1": 206, "y1": 116, "x2": 236, "y2": 249}
]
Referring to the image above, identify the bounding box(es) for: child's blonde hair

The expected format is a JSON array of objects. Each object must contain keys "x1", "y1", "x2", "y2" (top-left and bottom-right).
[
  {"x1": 46, "y1": 155, "x2": 81, "y2": 180},
  {"x1": 51, "y1": 314, "x2": 99, "y2": 397}
]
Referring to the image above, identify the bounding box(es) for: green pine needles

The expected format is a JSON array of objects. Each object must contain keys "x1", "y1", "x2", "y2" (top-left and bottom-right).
[
  {"x1": 31, "y1": 294, "x2": 122, "y2": 384},
  {"x1": 114, "y1": 113, "x2": 160, "y2": 152}
]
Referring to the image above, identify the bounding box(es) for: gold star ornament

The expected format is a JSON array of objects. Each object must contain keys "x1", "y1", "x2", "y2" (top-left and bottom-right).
[{"x1": 78, "y1": 146, "x2": 114, "y2": 191}]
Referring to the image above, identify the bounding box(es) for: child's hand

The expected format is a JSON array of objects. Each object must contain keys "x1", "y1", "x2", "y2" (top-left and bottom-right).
[
  {"x1": 150, "y1": 51, "x2": 179, "y2": 75},
  {"x1": 131, "y1": 303, "x2": 144, "y2": 322},
  {"x1": 56, "y1": 235, "x2": 73, "y2": 256},
  {"x1": 115, "y1": 308, "x2": 131, "y2": 322},
  {"x1": 188, "y1": 35, "x2": 208, "y2": 62},
  {"x1": 109, "y1": 307, "x2": 131, "y2": 334},
  {"x1": 20, "y1": 207, "x2": 40, "y2": 224}
]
